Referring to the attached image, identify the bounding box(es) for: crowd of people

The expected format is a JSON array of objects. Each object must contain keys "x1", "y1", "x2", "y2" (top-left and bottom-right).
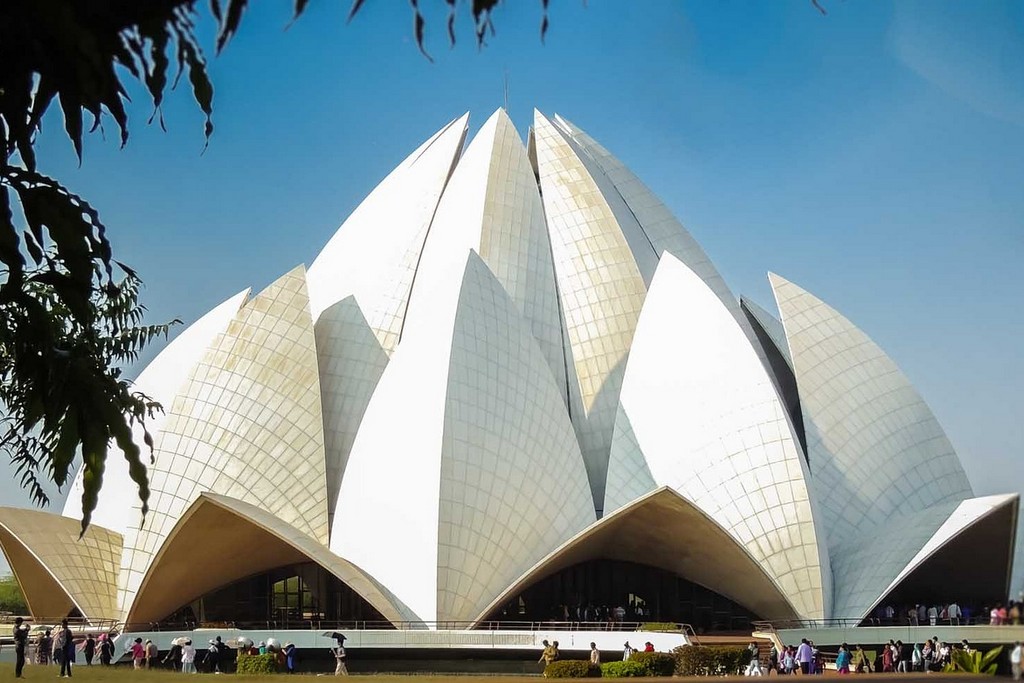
[
  {"x1": 9, "y1": 619, "x2": 350, "y2": 677},
  {"x1": 11, "y1": 617, "x2": 116, "y2": 678},
  {"x1": 868, "y1": 600, "x2": 1023, "y2": 626},
  {"x1": 548, "y1": 603, "x2": 650, "y2": 627}
]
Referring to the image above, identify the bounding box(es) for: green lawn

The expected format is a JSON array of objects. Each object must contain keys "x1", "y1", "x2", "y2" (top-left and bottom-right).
[{"x1": 0, "y1": 665, "x2": 550, "y2": 681}]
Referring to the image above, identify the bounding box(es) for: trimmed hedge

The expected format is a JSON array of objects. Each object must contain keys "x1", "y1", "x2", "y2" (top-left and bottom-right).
[
  {"x1": 672, "y1": 645, "x2": 748, "y2": 676},
  {"x1": 600, "y1": 660, "x2": 648, "y2": 677},
  {"x1": 544, "y1": 660, "x2": 602, "y2": 678},
  {"x1": 638, "y1": 622, "x2": 680, "y2": 632},
  {"x1": 629, "y1": 651, "x2": 675, "y2": 676},
  {"x1": 237, "y1": 653, "x2": 278, "y2": 675}
]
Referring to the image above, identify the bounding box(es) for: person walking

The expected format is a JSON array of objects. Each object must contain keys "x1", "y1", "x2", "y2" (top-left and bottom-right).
[
  {"x1": 130, "y1": 637, "x2": 145, "y2": 669},
  {"x1": 13, "y1": 616, "x2": 29, "y2": 678},
  {"x1": 835, "y1": 644, "x2": 851, "y2": 675},
  {"x1": 57, "y1": 619, "x2": 75, "y2": 678},
  {"x1": 182, "y1": 640, "x2": 197, "y2": 674},
  {"x1": 590, "y1": 642, "x2": 601, "y2": 667},
  {"x1": 796, "y1": 639, "x2": 813, "y2": 675},
  {"x1": 284, "y1": 642, "x2": 298, "y2": 674},
  {"x1": 1010, "y1": 641, "x2": 1022, "y2": 682},
  {"x1": 745, "y1": 642, "x2": 762, "y2": 676},
  {"x1": 333, "y1": 639, "x2": 349, "y2": 676},
  {"x1": 623, "y1": 641, "x2": 635, "y2": 661},
  {"x1": 99, "y1": 636, "x2": 114, "y2": 666},
  {"x1": 83, "y1": 634, "x2": 96, "y2": 666}
]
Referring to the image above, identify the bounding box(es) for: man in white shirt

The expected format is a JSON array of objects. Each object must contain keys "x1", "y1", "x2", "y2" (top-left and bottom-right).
[
  {"x1": 181, "y1": 640, "x2": 196, "y2": 674},
  {"x1": 796, "y1": 639, "x2": 813, "y2": 675},
  {"x1": 948, "y1": 602, "x2": 961, "y2": 625},
  {"x1": 1010, "y1": 641, "x2": 1021, "y2": 681}
]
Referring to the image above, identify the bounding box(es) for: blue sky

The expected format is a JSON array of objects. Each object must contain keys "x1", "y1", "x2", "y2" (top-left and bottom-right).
[{"x1": 4, "y1": 1, "x2": 1023, "y2": 585}]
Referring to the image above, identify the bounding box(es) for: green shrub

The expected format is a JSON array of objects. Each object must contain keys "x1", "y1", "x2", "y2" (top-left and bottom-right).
[
  {"x1": 638, "y1": 622, "x2": 680, "y2": 632},
  {"x1": 672, "y1": 645, "x2": 747, "y2": 676},
  {"x1": 630, "y1": 651, "x2": 675, "y2": 676},
  {"x1": 237, "y1": 653, "x2": 278, "y2": 675},
  {"x1": 944, "y1": 646, "x2": 1003, "y2": 675},
  {"x1": 601, "y1": 660, "x2": 648, "y2": 677},
  {"x1": 544, "y1": 660, "x2": 602, "y2": 678}
]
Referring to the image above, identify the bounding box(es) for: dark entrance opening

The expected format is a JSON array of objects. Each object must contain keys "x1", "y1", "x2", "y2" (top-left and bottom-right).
[
  {"x1": 159, "y1": 562, "x2": 390, "y2": 629},
  {"x1": 483, "y1": 559, "x2": 758, "y2": 632}
]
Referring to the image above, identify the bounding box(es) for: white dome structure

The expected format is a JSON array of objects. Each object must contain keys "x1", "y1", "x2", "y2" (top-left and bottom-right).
[{"x1": 0, "y1": 109, "x2": 1017, "y2": 630}]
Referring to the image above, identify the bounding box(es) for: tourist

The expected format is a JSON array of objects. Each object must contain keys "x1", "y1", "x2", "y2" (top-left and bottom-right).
[
  {"x1": 938, "y1": 642, "x2": 951, "y2": 667},
  {"x1": 881, "y1": 640, "x2": 894, "y2": 672},
  {"x1": 912, "y1": 643, "x2": 923, "y2": 672},
  {"x1": 333, "y1": 639, "x2": 348, "y2": 676},
  {"x1": 181, "y1": 639, "x2": 197, "y2": 674},
  {"x1": 768, "y1": 644, "x2": 779, "y2": 675},
  {"x1": 835, "y1": 644, "x2": 850, "y2": 675},
  {"x1": 745, "y1": 642, "x2": 762, "y2": 676},
  {"x1": 130, "y1": 637, "x2": 145, "y2": 669},
  {"x1": 82, "y1": 634, "x2": 96, "y2": 666},
  {"x1": 1010, "y1": 641, "x2": 1021, "y2": 681},
  {"x1": 991, "y1": 604, "x2": 1003, "y2": 625},
  {"x1": 623, "y1": 641, "x2": 634, "y2": 661},
  {"x1": 145, "y1": 639, "x2": 159, "y2": 669},
  {"x1": 58, "y1": 619, "x2": 75, "y2": 678},
  {"x1": 99, "y1": 635, "x2": 115, "y2": 666},
  {"x1": 590, "y1": 642, "x2": 601, "y2": 666},
  {"x1": 1010, "y1": 602, "x2": 1021, "y2": 626},
  {"x1": 796, "y1": 639, "x2": 813, "y2": 675},
  {"x1": 13, "y1": 616, "x2": 28, "y2": 679},
  {"x1": 962, "y1": 639, "x2": 974, "y2": 654},
  {"x1": 948, "y1": 601, "x2": 961, "y2": 625},
  {"x1": 539, "y1": 639, "x2": 557, "y2": 672},
  {"x1": 37, "y1": 628, "x2": 52, "y2": 665},
  {"x1": 895, "y1": 640, "x2": 908, "y2": 673},
  {"x1": 207, "y1": 638, "x2": 222, "y2": 673},
  {"x1": 284, "y1": 642, "x2": 298, "y2": 674},
  {"x1": 781, "y1": 646, "x2": 795, "y2": 674},
  {"x1": 927, "y1": 604, "x2": 938, "y2": 626},
  {"x1": 853, "y1": 644, "x2": 872, "y2": 674},
  {"x1": 644, "y1": 642, "x2": 654, "y2": 653}
]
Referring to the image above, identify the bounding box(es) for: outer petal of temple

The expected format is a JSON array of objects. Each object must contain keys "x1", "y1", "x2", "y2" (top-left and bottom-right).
[
  {"x1": 118, "y1": 266, "x2": 328, "y2": 618},
  {"x1": 124, "y1": 493, "x2": 417, "y2": 626},
  {"x1": 307, "y1": 116, "x2": 468, "y2": 528},
  {"x1": 333, "y1": 113, "x2": 594, "y2": 623},
  {"x1": 606, "y1": 254, "x2": 831, "y2": 619},
  {"x1": 769, "y1": 273, "x2": 975, "y2": 550},
  {"x1": 0, "y1": 508, "x2": 121, "y2": 620},
  {"x1": 62, "y1": 288, "x2": 250, "y2": 535}
]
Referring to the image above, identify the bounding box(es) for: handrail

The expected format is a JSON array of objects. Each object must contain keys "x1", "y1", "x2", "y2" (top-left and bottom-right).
[
  {"x1": 753, "y1": 617, "x2": 1010, "y2": 631},
  {"x1": 115, "y1": 619, "x2": 696, "y2": 635}
]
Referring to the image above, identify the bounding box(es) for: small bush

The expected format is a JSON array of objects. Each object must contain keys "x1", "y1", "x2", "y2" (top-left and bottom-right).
[
  {"x1": 673, "y1": 645, "x2": 747, "y2": 676},
  {"x1": 545, "y1": 660, "x2": 602, "y2": 678},
  {"x1": 638, "y1": 622, "x2": 680, "y2": 632},
  {"x1": 630, "y1": 651, "x2": 675, "y2": 676},
  {"x1": 601, "y1": 660, "x2": 648, "y2": 677},
  {"x1": 237, "y1": 653, "x2": 278, "y2": 675}
]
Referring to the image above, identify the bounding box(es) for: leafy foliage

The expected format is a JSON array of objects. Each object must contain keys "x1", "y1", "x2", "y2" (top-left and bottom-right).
[
  {"x1": 237, "y1": 653, "x2": 279, "y2": 675},
  {"x1": 544, "y1": 660, "x2": 602, "y2": 678},
  {"x1": 600, "y1": 660, "x2": 648, "y2": 678},
  {"x1": 944, "y1": 646, "x2": 1003, "y2": 675},
  {"x1": 672, "y1": 645, "x2": 748, "y2": 677},
  {"x1": 628, "y1": 651, "x2": 675, "y2": 677},
  {"x1": 638, "y1": 622, "x2": 681, "y2": 632},
  {"x1": 0, "y1": 574, "x2": 28, "y2": 614}
]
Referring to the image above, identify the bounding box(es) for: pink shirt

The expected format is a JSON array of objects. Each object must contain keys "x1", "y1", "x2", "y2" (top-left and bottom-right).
[{"x1": 131, "y1": 643, "x2": 145, "y2": 660}]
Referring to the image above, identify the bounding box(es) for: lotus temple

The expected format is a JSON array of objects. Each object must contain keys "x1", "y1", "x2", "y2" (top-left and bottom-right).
[{"x1": 0, "y1": 109, "x2": 1018, "y2": 639}]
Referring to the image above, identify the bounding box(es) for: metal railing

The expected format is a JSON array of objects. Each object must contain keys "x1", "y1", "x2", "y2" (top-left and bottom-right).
[
  {"x1": 753, "y1": 617, "x2": 1010, "y2": 631},
  {"x1": 117, "y1": 619, "x2": 697, "y2": 636}
]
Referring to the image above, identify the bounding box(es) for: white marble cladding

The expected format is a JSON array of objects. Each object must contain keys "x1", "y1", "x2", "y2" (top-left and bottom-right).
[{"x1": 26, "y1": 110, "x2": 1010, "y2": 629}]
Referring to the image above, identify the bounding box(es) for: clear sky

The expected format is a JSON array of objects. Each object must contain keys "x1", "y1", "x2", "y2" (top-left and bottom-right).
[{"x1": 4, "y1": 1, "x2": 1022, "y2": 587}]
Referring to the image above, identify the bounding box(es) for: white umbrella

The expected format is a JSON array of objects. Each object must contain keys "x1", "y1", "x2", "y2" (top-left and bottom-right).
[
  {"x1": 230, "y1": 637, "x2": 253, "y2": 649},
  {"x1": 265, "y1": 637, "x2": 280, "y2": 649},
  {"x1": 171, "y1": 637, "x2": 190, "y2": 646}
]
